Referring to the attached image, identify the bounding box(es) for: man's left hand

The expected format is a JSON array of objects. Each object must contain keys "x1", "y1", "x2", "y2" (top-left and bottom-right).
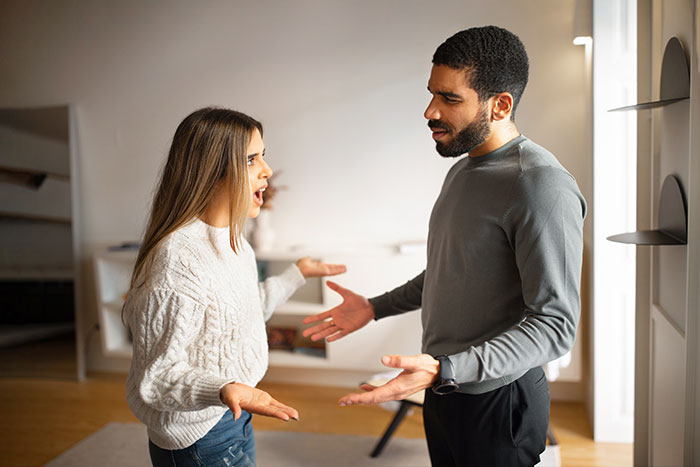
[{"x1": 338, "y1": 354, "x2": 440, "y2": 406}]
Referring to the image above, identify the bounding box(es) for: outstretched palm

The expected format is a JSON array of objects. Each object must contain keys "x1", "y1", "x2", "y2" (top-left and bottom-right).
[
  {"x1": 296, "y1": 257, "x2": 346, "y2": 278},
  {"x1": 338, "y1": 354, "x2": 439, "y2": 406},
  {"x1": 301, "y1": 281, "x2": 374, "y2": 342},
  {"x1": 220, "y1": 382, "x2": 298, "y2": 421}
]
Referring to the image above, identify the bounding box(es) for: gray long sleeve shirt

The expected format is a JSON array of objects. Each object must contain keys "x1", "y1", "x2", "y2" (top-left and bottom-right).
[{"x1": 369, "y1": 135, "x2": 586, "y2": 394}]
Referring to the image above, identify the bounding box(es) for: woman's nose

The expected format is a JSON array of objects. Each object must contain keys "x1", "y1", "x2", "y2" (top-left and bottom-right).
[{"x1": 261, "y1": 159, "x2": 273, "y2": 179}]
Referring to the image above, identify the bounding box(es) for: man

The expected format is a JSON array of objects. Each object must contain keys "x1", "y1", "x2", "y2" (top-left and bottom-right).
[{"x1": 303, "y1": 26, "x2": 586, "y2": 466}]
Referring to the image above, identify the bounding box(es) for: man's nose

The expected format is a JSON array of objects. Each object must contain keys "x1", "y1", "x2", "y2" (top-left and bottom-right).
[{"x1": 424, "y1": 99, "x2": 440, "y2": 120}]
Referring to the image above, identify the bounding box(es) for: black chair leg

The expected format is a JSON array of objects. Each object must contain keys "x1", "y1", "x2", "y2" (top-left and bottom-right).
[{"x1": 370, "y1": 400, "x2": 413, "y2": 458}]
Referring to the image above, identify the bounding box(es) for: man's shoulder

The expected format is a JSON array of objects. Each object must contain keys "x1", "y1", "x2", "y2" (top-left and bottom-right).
[{"x1": 515, "y1": 138, "x2": 569, "y2": 174}]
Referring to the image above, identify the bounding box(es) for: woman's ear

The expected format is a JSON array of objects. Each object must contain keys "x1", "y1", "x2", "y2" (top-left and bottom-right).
[{"x1": 491, "y1": 92, "x2": 514, "y2": 122}]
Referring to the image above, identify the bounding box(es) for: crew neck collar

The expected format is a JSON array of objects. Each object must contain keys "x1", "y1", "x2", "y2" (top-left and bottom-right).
[
  {"x1": 188, "y1": 217, "x2": 230, "y2": 238},
  {"x1": 465, "y1": 135, "x2": 526, "y2": 166}
]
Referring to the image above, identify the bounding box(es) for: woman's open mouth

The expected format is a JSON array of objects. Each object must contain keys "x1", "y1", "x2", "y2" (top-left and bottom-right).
[{"x1": 253, "y1": 187, "x2": 266, "y2": 207}]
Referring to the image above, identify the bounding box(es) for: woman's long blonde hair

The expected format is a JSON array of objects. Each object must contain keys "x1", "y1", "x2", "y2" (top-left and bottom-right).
[{"x1": 128, "y1": 107, "x2": 262, "y2": 291}]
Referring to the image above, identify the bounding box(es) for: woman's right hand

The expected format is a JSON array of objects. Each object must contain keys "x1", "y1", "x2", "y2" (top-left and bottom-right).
[
  {"x1": 220, "y1": 382, "x2": 298, "y2": 422},
  {"x1": 301, "y1": 281, "x2": 375, "y2": 342}
]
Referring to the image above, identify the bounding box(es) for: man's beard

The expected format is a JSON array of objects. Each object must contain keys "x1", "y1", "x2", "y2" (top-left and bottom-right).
[{"x1": 432, "y1": 106, "x2": 491, "y2": 158}]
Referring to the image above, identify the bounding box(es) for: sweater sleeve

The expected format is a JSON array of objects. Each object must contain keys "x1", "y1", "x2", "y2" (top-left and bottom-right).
[
  {"x1": 258, "y1": 264, "x2": 306, "y2": 322},
  {"x1": 449, "y1": 167, "x2": 587, "y2": 383},
  {"x1": 131, "y1": 287, "x2": 233, "y2": 412},
  {"x1": 369, "y1": 271, "x2": 425, "y2": 320}
]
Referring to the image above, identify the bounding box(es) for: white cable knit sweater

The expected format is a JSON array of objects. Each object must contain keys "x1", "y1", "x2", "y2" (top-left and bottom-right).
[{"x1": 125, "y1": 218, "x2": 305, "y2": 450}]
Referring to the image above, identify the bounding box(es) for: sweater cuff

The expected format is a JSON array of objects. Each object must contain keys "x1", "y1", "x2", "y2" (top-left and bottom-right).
[
  {"x1": 448, "y1": 349, "x2": 481, "y2": 384},
  {"x1": 192, "y1": 375, "x2": 236, "y2": 408},
  {"x1": 369, "y1": 293, "x2": 393, "y2": 320},
  {"x1": 280, "y1": 263, "x2": 307, "y2": 289}
]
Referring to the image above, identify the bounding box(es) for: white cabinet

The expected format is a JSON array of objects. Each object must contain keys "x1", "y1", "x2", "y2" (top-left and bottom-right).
[{"x1": 92, "y1": 249, "x2": 137, "y2": 358}]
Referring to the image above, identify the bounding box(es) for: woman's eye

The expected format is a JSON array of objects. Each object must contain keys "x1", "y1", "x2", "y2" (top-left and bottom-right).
[{"x1": 247, "y1": 157, "x2": 255, "y2": 166}]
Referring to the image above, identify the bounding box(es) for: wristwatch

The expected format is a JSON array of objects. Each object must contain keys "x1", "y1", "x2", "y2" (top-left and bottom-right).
[{"x1": 432, "y1": 355, "x2": 459, "y2": 395}]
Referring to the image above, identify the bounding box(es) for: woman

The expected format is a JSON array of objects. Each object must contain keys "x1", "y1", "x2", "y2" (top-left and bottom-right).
[{"x1": 124, "y1": 107, "x2": 345, "y2": 466}]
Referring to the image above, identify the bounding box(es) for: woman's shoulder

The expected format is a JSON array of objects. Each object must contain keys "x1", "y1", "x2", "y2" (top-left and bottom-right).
[{"x1": 147, "y1": 226, "x2": 212, "y2": 285}]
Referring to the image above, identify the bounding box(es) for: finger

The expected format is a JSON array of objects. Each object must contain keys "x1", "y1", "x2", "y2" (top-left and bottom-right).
[
  {"x1": 359, "y1": 383, "x2": 377, "y2": 392},
  {"x1": 302, "y1": 318, "x2": 335, "y2": 336},
  {"x1": 301, "y1": 322, "x2": 326, "y2": 338},
  {"x1": 301, "y1": 310, "x2": 332, "y2": 325},
  {"x1": 322, "y1": 264, "x2": 347, "y2": 276},
  {"x1": 325, "y1": 328, "x2": 348, "y2": 342},
  {"x1": 325, "y1": 280, "x2": 350, "y2": 297},
  {"x1": 339, "y1": 390, "x2": 382, "y2": 406},
  {"x1": 270, "y1": 400, "x2": 300, "y2": 421},
  {"x1": 301, "y1": 322, "x2": 331, "y2": 339},
  {"x1": 308, "y1": 323, "x2": 342, "y2": 342},
  {"x1": 255, "y1": 405, "x2": 292, "y2": 421},
  {"x1": 340, "y1": 382, "x2": 402, "y2": 406},
  {"x1": 230, "y1": 401, "x2": 242, "y2": 421}
]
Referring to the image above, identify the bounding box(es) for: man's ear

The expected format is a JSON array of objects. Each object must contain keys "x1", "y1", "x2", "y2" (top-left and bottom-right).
[{"x1": 491, "y1": 92, "x2": 514, "y2": 122}]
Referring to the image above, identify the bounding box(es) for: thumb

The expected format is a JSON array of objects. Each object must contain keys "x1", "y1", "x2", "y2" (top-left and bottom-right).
[
  {"x1": 325, "y1": 280, "x2": 348, "y2": 296},
  {"x1": 324, "y1": 263, "x2": 347, "y2": 275},
  {"x1": 382, "y1": 354, "x2": 421, "y2": 371},
  {"x1": 381, "y1": 355, "x2": 402, "y2": 368},
  {"x1": 230, "y1": 400, "x2": 242, "y2": 421}
]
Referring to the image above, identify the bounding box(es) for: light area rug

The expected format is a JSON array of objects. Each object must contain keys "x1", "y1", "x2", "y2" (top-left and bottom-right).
[{"x1": 45, "y1": 422, "x2": 560, "y2": 467}]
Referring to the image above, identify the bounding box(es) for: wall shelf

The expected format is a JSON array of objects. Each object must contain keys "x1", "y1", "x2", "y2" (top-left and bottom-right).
[
  {"x1": 608, "y1": 174, "x2": 687, "y2": 245},
  {"x1": 609, "y1": 37, "x2": 689, "y2": 112},
  {"x1": 0, "y1": 211, "x2": 71, "y2": 225}
]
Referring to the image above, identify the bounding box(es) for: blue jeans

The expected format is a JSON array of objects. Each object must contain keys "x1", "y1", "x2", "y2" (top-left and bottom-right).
[{"x1": 148, "y1": 411, "x2": 256, "y2": 466}]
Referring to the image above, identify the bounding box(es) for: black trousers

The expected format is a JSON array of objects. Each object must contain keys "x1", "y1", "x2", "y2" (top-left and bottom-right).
[{"x1": 423, "y1": 367, "x2": 549, "y2": 467}]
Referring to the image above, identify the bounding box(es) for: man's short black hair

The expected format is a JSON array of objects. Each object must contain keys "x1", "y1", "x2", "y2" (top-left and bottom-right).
[{"x1": 433, "y1": 26, "x2": 529, "y2": 120}]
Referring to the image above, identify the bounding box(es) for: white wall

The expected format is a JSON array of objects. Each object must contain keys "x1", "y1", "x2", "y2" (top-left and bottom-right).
[{"x1": 0, "y1": 0, "x2": 593, "y2": 372}]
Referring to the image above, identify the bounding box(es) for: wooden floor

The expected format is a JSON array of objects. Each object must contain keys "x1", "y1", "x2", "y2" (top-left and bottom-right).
[{"x1": 0, "y1": 337, "x2": 632, "y2": 466}]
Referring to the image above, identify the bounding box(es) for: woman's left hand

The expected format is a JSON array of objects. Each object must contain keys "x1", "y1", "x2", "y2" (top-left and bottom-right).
[{"x1": 296, "y1": 257, "x2": 346, "y2": 278}]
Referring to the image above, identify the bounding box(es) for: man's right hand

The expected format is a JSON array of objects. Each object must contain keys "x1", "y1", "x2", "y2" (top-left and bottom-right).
[{"x1": 301, "y1": 281, "x2": 374, "y2": 342}]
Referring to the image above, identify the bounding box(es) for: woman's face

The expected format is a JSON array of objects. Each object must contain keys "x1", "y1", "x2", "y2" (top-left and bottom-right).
[{"x1": 246, "y1": 128, "x2": 272, "y2": 218}]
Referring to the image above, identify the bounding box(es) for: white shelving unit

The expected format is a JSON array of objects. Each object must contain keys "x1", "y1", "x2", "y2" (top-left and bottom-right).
[
  {"x1": 91, "y1": 245, "x2": 428, "y2": 381},
  {"x1": 259, "y1": 248, "x2": 427, "y2": 376},
  {"x1": 0, "y1": 105, "x2": 85, "y2": 378}
]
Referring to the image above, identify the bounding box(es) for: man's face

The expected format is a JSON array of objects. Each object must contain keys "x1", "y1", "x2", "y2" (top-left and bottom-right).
[{"x1": 424, "y1": 65, "x2": 492, "y2": 158}]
